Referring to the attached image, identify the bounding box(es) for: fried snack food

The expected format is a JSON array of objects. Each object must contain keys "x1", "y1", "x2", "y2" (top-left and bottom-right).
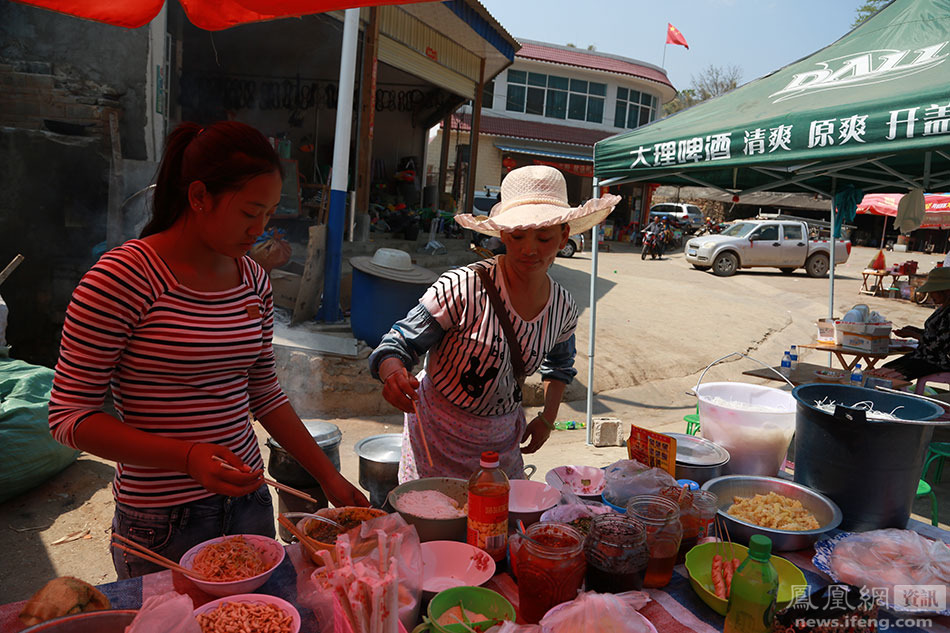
[
  {"x1": 196, "y1": 601, "x2": 294, "y2": 633},
  {"x1": 19, "y1": 576, "x2": 110, "y2": 626},
  {"x1": 728, "y1": 492, "x2": 820, "y2": 531}
]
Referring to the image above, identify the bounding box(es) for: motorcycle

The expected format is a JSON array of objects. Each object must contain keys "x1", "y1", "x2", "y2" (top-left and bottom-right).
[
  {"x1": 695, "y1": 218, "x2": 727, "y2": 236},
  {"x1": 641, "y1": 231, "x2": 661, "y2": 260}
]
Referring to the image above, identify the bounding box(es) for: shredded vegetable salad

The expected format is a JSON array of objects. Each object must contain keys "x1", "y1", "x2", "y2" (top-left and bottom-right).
[{"x1": 192, "y1": 536, "x2": 269, "y2": 582}]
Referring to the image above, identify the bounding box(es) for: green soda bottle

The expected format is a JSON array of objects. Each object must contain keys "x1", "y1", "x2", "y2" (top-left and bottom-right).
[{"x1": 724, "y1": 535, "x2": 779, "y2": 633}]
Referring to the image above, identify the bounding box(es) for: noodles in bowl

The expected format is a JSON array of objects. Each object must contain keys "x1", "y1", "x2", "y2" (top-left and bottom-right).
[{"x1": 180, "y1": 534, "x2": 285, "y2": 597}]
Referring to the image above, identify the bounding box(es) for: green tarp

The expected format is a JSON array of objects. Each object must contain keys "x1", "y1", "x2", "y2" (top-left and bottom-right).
[
  {"x1": 594, "y1": 0, "x2": 950, "y2": 195},
  {"x1": 0, "y1": 356, "x2": 79, "y2": 503}
]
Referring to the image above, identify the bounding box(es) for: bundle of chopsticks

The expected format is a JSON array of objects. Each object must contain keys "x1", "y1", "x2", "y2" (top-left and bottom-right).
[
  {"x1": 311, "y1": 530, "x2": 402, "y2": 633},
  {"x1": 110, "y1": 533, "x2": 211, "y2": 581}
]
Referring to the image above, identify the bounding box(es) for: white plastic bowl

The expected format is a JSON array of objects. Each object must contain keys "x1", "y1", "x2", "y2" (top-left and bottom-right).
[
  {"x1": 420, "y1": 541, "x2": 495, "y2": 595},
  {"x1": 193, "y1": 593, "x2": 300, "y2": 633},
  {"x1": 544, "y1": 465, "x2": 606, "y2": 498},
  {"x1": 508, "y1": 480, "x2": 561, "y2": 529},
  {"x1": 180, "y1": 534, "x2": 285, "y2": 597}
]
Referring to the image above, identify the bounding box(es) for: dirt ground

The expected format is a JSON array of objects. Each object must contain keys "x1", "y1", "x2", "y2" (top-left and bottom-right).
[{"x1": 2, "y1": 244, "x2": 948, "y2": 603}]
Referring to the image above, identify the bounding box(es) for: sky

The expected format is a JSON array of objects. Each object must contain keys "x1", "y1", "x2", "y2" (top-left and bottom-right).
[{"x1": 478, "y1": 0, "x2": 862, "y2": 92}]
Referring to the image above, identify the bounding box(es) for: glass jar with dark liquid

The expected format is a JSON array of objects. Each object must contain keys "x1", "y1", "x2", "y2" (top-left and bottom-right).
[{"x1": 583, "y1": 514, "x2": 649, "y2": 592}]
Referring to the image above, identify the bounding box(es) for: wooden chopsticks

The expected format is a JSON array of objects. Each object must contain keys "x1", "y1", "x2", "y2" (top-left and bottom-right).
[
  {"x1": 110, "y1": 533, "x2": 211, "y2": 581},
  {"x1": 410, "y1": 401, "x2": 434, "y2": 467},
  {"x1": 276, "y1": 513, "x2": 327, "y2": 560},
  {"x1": 211, "y1": 456, "x2": 319, "y2": 505}
]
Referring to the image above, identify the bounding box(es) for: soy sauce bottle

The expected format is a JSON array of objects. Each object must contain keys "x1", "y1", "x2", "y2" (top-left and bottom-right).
[{"x1": 467, "y1": 451, "x2": 509, "y2": 563}]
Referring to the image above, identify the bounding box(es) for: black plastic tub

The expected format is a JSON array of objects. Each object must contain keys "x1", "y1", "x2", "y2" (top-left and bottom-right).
[{"x1": 792, "y1": 384, "x2": 943, "y2": 531}]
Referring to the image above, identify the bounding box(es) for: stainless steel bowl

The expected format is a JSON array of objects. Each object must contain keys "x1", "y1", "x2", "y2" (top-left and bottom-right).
[
  {"x1": 701, "y1": 475, "x2": 842, "y2": 551},
  {"x1": 388, "y1": 477, "x2": 468, "y2": 542},
  {"x1": 21, "y1": 610, "x2": 138, "y2": 632}
]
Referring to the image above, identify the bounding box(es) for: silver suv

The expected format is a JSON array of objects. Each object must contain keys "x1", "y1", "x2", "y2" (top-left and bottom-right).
[{"x1": 649, "y1": 203, "x2": 704, "y2": 228}]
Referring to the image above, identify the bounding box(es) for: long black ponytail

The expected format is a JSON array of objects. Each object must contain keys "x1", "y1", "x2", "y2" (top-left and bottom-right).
[{"x1": 141, "y1": 121, "x2": 283, "y2": 238}]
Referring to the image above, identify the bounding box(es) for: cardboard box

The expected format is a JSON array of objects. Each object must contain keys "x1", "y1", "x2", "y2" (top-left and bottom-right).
[
  {"x1": 270, "y1": 269, "x2": 301, "y2": 310},
  {"x1": 817, "y1": 318, "x2": 837, "y2": 343},
  {"x1": 839, "y1": 331, "x2": 890, "y2": 354},
  {"x1": 835, "y1": 320, "x2": 892, "y2": 346}
]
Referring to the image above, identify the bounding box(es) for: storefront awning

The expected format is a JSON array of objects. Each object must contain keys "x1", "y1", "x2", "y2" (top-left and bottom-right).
[{"x1": 494, "y1": 141, "x2": 593, "y2": 163}]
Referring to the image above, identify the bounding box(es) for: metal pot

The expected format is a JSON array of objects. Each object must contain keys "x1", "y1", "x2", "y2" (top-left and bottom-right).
[
  {"x1": 667, "y1": 432, "x2": 730, "y2": 485},
  {"x1": 354, "y1": 433, "x2": 402, "y2": 508},
  {"x1": 266, "y1": 420, "x2": 342, "y2": 541}
]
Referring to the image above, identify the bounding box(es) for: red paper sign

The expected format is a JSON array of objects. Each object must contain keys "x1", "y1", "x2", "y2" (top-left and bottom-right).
[{"x1": 627, "y1": 425, "x2": 677, "y2": 476}]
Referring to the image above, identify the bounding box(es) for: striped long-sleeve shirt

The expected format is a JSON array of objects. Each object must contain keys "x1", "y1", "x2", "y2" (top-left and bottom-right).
[
  {"x1": 49, "y1": 240, "x2": 289, "y2": 508},
  {"x1": 372, "y1": 258, "x2": 578, "y2": 417}
]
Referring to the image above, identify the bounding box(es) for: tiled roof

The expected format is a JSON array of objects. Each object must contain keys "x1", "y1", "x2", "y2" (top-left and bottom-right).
[
  {"x1": 450, "y1": 113, "x2": 615, "y2": 147},
  {"x1": 516, "y1": 42, "x2": 673, "y2": 89}
]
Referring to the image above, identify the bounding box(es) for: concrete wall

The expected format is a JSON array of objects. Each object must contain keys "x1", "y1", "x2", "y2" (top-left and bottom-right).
[
  {"x1": 0, "y1": 2, "x2": 150, "y2": 159},
  {"x1": 0, "y1": 128, "x2": 108, "y2": 366},
  {"x1": 176, "y1": 13, "x2": 429, "y2": 195}
]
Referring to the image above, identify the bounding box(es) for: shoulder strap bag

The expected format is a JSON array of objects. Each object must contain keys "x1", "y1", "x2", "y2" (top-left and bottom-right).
[{"x1": 473, "y1": 265, "x2": 526, "y2": 401}]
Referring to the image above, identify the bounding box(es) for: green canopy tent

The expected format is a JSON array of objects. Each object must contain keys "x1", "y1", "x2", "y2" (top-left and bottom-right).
[{"x1": 584, "y1": 0, "x2": 950, "y2": 436}]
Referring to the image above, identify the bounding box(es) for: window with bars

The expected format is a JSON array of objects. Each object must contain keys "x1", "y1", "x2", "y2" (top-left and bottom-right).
[
  {"x1": 506, "y1": 70, "x2": 605, "y2": 123},
  {"x1": 614, "y1": 87, "x2": 658, "y2": 129}
]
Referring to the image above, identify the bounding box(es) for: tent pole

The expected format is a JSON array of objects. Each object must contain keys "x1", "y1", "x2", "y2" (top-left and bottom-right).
[
  {"x1": 586, "y1": 178, "x2": 601, "y2": 446},
  {"x1": 829, "y1": 178, "x2": 837, "y2": 320}
]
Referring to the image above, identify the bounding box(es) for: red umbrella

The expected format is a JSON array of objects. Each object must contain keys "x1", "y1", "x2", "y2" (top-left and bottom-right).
[
  {"x1": 858, "y1": 193, "x2": 950, "y2": 230},
  {"x1": 11, "y1": 0, "x2": 432, "y2": 30}
]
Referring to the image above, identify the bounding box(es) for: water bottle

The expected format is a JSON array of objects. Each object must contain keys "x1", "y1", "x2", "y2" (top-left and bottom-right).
[
  {"x1": 779, "y1": 351, "x2": 792, "y2": 377},
  {"x1": 850, "y1": 363, "x2": 864, "y2": 387},
  {"x1": 724, "y1": 535, "x2": 779, "y2": 633},
  {"x1": 788, "y1": 345, "x2": 799, "y2": 371}
]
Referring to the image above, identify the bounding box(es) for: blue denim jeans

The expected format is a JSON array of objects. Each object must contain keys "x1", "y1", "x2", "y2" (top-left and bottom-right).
[{"x1": 111, "y1": 484, "x2": 275, "y2": 580}]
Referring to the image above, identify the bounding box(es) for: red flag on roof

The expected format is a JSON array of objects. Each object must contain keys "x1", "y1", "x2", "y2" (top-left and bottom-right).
[{"x1": 666, "y1": 23, "x2": 689, "y2": 49}]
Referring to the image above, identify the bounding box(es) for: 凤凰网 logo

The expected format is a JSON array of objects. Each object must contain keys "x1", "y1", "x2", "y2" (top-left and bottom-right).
[{"x1": 770, "y1": 43, "x2": 948, "y2": 103}]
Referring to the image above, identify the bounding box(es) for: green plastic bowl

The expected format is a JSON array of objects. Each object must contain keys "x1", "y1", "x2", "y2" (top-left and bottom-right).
[
  {"x1": 684, "y1": 541, "x2": 807, "y2": 616},
  {"x1": 412, "y1": 586, "x2": 515, "y2": 633}
]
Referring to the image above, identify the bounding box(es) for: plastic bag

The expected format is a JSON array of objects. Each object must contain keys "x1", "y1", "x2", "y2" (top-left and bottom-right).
[
  {"x1": 485, "y1": 623, "x2": 543, "y2": 633},
  {"x1": 301, "y1": 513, "x2": 422, "y2": 633},
  {"x1": 125, "y1": 592, "x2": 201, "y2": 633},
  {"x1": 249, "y1": 228, "x2": 292, "y2": 274},
  {"x1": 539, "y1": 591, "x2": 653, "y2": 633},
  {"x1": 603, "y1": 459, "x2": 677, "y2": 508},
  {"x1": 830, "y1": 529, "x2": 950, "y2": 598},
  {"x1": 868, "y1": 249, "x2": 886, "y2": 270}
]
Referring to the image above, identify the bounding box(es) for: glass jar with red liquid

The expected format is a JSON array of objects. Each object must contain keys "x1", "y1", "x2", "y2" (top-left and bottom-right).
[
  {"x1": 626, "y1": 495, "x2": 682, "y2": 588},
  {"x1": 511, "y1": 522, "x2": 586, "y2": 624},
  {"x1": 661, "y1": 487, "x2": 718, "y2": 564},
  {"x1": 582, "y1": 514, "x2": 649, "y2": 592}
]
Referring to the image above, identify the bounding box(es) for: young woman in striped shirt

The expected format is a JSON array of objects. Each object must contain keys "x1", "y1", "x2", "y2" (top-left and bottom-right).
[
  {"x1": 50, "y1": 121, "x2": 367, "y2": 579},
  {"x1": 370, "y1": 166, "x2": 619, "y2": 482}
]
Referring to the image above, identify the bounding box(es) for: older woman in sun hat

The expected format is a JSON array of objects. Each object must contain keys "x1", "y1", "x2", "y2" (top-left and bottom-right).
[
  {"x1": 878, "y1": 266, "x2": 950, "y2": 381},
  {"x1": 369, "y1": 166, "x2": 619, "y2": 482}
]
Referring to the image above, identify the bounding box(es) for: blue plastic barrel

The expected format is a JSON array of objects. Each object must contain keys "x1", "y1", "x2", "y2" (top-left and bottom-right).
[{"x1": 350, "y1": 269, "x2": 429, "y2": 347}]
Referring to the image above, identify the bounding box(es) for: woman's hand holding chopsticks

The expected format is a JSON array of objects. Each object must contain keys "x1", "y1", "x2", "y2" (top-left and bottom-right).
[
  {"x1": 379, "y1": 357, "x2": 419, "y2": 414},
  {"x1": 185, "y1": 443, "x2": 263, "y2": 497}
]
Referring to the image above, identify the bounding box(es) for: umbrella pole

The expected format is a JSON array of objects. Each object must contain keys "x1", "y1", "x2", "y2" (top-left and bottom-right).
[
  {"x1": 586, "y1": 179, "x2": 601, "y2": 446},
  {"x1": 880, "y1": 217, "x2": 888, "y2": 249}
]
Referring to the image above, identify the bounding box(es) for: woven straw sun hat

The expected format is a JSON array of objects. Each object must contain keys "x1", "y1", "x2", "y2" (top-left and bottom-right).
[
  {"x1": 349, "y1": 248, "x2": 438, "y2": 284},
  {"x1": 455, "y1": 165, "x2": 621, "y2": 238},
  {"x1": 917, "y1": 266, "x2": 950, "y2": 293}
]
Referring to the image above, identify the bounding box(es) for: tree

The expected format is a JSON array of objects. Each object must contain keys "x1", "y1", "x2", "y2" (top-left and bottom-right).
[
  {"x1": 852, "y1": 0, "x2": 888, "y2": 28},
  {"x1": 663, "y1": 65, "x2": 742, "y2": 116}
]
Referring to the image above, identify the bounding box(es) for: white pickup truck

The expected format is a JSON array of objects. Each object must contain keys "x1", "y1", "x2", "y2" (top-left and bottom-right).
[{"x1": 684, "y1": 219, "x2": 851, "y2": 277}]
